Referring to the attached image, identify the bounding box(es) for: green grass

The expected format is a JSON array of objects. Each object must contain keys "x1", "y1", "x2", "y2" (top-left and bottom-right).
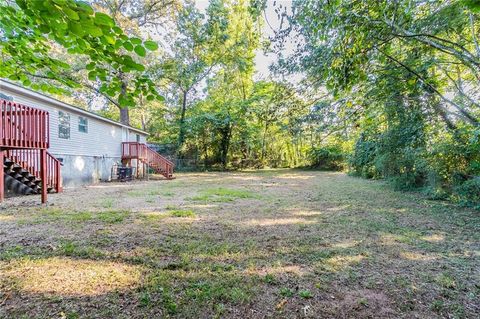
[
  {"x1": 189, "y1": 187, "x2": 258, "y2": 202},
  {"x1": 97, "y1": 210, "x2": 129, "y2": 223},
  {"x1": 58, "y1": 240, "x2": 106, "y2": 258},
  {"x1": 263, "y1": 274, "x2": 275, "y2": 284},
  {"x1": 147, "y1": 189, "x2": 162, "y2": 196},
  {"x1": 99, "y1": 198, "x2": 114, "y2": 208},
  {"x1": 162, "y1": 191, "x2": 175, "y2": 197},
  {"x1": 169, "y1": 209, "x2": 196, "y2": 218},
  {"x1": 16, "y1": 208, "x2": 130, "y2": 225},
  {"x1": 0, "y1": 245, "x2": 25, "y2": 261},
  {"x1": 298, "y1": 290, "x2": 313, "y2": 299},
  {"x1": 1, "y1": 170, "x2": 479, "y2": 318},
  {"x1": 435, "y1": 273, "x2": 457, "y2": 289},
  {"x1": 279, "y1": 287, "x2": 294, "y2": 297}
]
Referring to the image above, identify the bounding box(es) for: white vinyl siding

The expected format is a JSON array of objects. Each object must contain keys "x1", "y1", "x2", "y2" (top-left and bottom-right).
[
  {"x1": 0, "y1": 83, "x2": 148, "y2": 158},
  {"x1": 129, "y1": 131, "x2": 146, "y2": 143}
]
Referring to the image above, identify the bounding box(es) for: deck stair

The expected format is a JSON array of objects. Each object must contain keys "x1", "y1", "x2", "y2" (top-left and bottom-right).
[
  {"x1": 3, "y1": 150, "x2": 61, "y2": 196},
  {"x1": 1, "y1": 98, "x2": 62, "y2": 202},
  {"x1": 121, "y1": 142, "x2": 174, "y2": 179}
]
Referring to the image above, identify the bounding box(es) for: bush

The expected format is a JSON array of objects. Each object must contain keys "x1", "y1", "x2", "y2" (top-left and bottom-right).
[
  {"x1": 452, "y1": 177, "x2": 480, "y2": 208},
  {"x1": 348, "y1": 136, "x2": 379, "y2": 178},
  {"x1": 308, "y1": 145, "x2": 345, "y2": 170}
]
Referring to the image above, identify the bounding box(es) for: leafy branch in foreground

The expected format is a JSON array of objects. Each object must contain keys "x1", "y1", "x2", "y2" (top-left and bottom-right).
[{"x1": 0, "y1": 0, "x2": 160, "y2": 108}]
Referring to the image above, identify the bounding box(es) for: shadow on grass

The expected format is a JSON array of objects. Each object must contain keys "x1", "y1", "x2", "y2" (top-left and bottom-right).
[{"x1": 0, "y1": 171, "x2": 478, "y2": 318}]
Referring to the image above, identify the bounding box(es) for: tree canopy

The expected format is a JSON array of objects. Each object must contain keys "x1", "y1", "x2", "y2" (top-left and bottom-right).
[{"x1": 0, "y1": 0, "x2": 161, "y2": 109}]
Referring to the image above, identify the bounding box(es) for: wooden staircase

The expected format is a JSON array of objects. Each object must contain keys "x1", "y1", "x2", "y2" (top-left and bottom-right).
[
  {"x1": 1, "y1": 99, "x2": 62, "y2": 203},
  {"x1": 122, "y1": 142, "x2": 174, "y2": 179},
  {"x1": 3, "y1": 149, "x2": 61, "y2": 196}
]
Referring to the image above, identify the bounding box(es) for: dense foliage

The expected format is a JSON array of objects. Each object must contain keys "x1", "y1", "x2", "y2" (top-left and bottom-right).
[
  {"x1": 277, "y1": 0, "x2": 480, "y2": 207},
  {"x1": 0, "y1": 0, "x2": 161, "y2": 111}
]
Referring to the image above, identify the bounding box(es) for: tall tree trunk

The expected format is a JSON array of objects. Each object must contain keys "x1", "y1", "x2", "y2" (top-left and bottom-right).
[
  {"x1": 178, "y1": 90, "x2": 188, "y2": 153},
  {"x1": 220, "y1": 123, "x2": 231, "y2": 170},
  {"x1": 203, "y1": 136, "x2": 208, "y2": 170},
  {"x1": 120, "y1": 107, "x2": 130, "y2": 126},
  {"x1": 141, "y1": 112, "x2": 146, "y2": 131},
  {"x1": 119, "y1": 79, "x2": 130, "y2": 125},
  {"x1": 261, "y1": 121, "x2": 268, "y2": 164}
]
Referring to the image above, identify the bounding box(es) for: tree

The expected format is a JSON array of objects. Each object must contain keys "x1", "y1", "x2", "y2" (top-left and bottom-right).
[
  {"x1": 0, "y1": 0, "x2": 162, "y2": 125},
  {"x1": 274, "y1": 0, "x2": 480, "y2": 203},
  {"x1": 157, "y1": 0, "x2": 232, "y2": 155}
]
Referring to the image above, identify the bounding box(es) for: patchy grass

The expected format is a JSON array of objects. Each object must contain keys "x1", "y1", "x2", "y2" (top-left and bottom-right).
[
  {"x1": 189, "y1": 187, "x2": 258, "y2": 202},
  {"x1": 99, "y1": 198, "x2": 114, "y2": 209},
  {"x1": 15, "y1": 208, "x2": 130, "y2": 226},
  {"x1": 140, "y1": 211, "x2": 169, "y2": 222},
  {"x1": 2, "y1": 257, "x2": 142, "y2": 296},
  {"x1": 169, "y1": 209, "x2": 196, "y2": 218},
  {"x1": 97, "y1": 210, "x2": 129, "y2": 224},
  {"x1": 127, "y1": 189, "x2": 147, "y2": 197},
  {"x1": 0, "y1": 170, "x2": 478, "y2": 318}
]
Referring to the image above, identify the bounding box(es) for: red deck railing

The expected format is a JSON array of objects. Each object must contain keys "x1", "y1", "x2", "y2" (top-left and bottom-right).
[
  {"x1": 122, "y1": 142, "x2": 174, "y2": 178},
  {"x1": 5, "y1": 149, "x2": 62, "y2": 193},
  {"x1": 1, "y1": 99, "x2": 49, "y2": 149},
  {"x1": 1, "y1": 98, "x2": 61, "y2": 203}
]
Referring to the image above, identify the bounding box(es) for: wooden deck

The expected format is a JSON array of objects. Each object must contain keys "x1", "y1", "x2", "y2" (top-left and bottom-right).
[{"x1": 1, "y1": 98, "x2": 61, "y2": 203}]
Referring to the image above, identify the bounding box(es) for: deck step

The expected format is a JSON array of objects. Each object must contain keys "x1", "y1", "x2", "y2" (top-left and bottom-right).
[{"x1": 3, "y1": 156, "x2": 58, "y2": 197}]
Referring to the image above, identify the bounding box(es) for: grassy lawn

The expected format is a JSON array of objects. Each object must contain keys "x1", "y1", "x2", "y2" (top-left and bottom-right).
[{"x1": 0, "y1": 170, "x2": 478, "y2": 318}]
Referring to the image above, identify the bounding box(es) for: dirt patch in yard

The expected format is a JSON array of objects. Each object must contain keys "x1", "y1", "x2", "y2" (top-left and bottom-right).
[{"x1": 0, "y1": 170, "x2": 479, "y2": 318}]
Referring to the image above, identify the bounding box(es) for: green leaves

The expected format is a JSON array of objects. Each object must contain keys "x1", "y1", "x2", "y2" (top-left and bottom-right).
[
  {"x1": 123, "y1": 41, "x2": 134, "y2": 51},
  {"x1": 69, "y1": 21, "x2": 84, "y2": 36},
  {"x1": 94, "y1": 12, "x2": 114, "y2": 27},
  {"x1": 84, "y1": 24, "x2": 103, "y2": 37},
  {"x1": 88, "y1": 70, "x2": 97, "y2": 81},
  {"x1": 63, "y1": 7, "x2": 79, "y2": 20},
  {"x1": 144, "y1": 40, "x2": 158, "y2": 51},
  {"x1": 462, "y1": 0, "x2": 480, "y2": 12},
  {"x1": 0, "y1": 0, "x2": 160, "y2": 109},
  {"x1": 131, "y1": 37, "x2": 142, "y2": 45},
  {"x1": 134, "y1": 45, "x2": 146, "y2": 57}
]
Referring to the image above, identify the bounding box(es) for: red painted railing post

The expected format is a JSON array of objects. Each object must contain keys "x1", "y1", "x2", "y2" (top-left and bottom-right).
[
  {"x1": 0, "y1": 149, "x2": 4, "y2": 203},
  {"x1": 40, "y1": 149, "x2": 47, "y2": 203},
  {"x1": 120, "y1": 142, "x2": 174, "y2": 179},
  {"x1": 56, "y1": 160, "x2": 62, "y2": 193}
]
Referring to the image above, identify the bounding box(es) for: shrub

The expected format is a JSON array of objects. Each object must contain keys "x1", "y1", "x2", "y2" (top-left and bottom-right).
[
  {"x1": 453, "y1": 177, "x2": 480, "y2": 208},
  {"x1": 308, "y1": 145, "x2": 345, "y2": 170},
  {"x1": 349, "y1": 136, "x2": 378, "y2": 178}
]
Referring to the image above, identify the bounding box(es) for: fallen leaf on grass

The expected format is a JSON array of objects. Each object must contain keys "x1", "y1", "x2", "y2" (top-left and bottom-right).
[{"x1": 276, "y1": 299, "x2": 287, "y2": 310}]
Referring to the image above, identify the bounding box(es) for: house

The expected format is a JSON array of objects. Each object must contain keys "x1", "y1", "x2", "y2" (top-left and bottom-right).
[{"x1": 1, "y1": 79, "x2": 174, "y2": 202}]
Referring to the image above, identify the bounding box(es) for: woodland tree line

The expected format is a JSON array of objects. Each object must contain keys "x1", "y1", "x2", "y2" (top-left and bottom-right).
[{"x1": 1, "y1": 0, "x2": 479, "y2": 207}]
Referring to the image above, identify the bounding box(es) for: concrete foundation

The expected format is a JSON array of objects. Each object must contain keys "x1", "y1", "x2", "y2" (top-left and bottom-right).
[
  {"x1": 54, "y1": 154, "x2": 121, "y2": 188},
  {"x1": 54, "y1": 154, "x2": 148, "y2": 188}
]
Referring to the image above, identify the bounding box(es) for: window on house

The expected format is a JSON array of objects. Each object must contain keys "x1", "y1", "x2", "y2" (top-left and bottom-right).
[
  {"x1": 58, "y1": 111, "x2": 70, "y2": 139},
  {"x1": 136, "y1": 134, "x2": 140, "y2": 142},
  {"x1": 0, "y1": 93, "x2": 13, "y2": 101},
  {"x1": 79, "y1": 116, "x2": 88, "y2": 133}
]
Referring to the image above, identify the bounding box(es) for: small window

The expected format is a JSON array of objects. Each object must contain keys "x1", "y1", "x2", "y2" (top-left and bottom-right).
[
  {"x1": 136, "y1": 134, "x2": 140, "y2": 142},
  {"x1": 79, "y1": 116, "x2": 88, "y2": 133},
  {"x1": 0, "y1": 93, "x2": 13, "y2": 101},
  {"x1": 58, "y1": 111, "x2": 70, "y2": 139}
]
